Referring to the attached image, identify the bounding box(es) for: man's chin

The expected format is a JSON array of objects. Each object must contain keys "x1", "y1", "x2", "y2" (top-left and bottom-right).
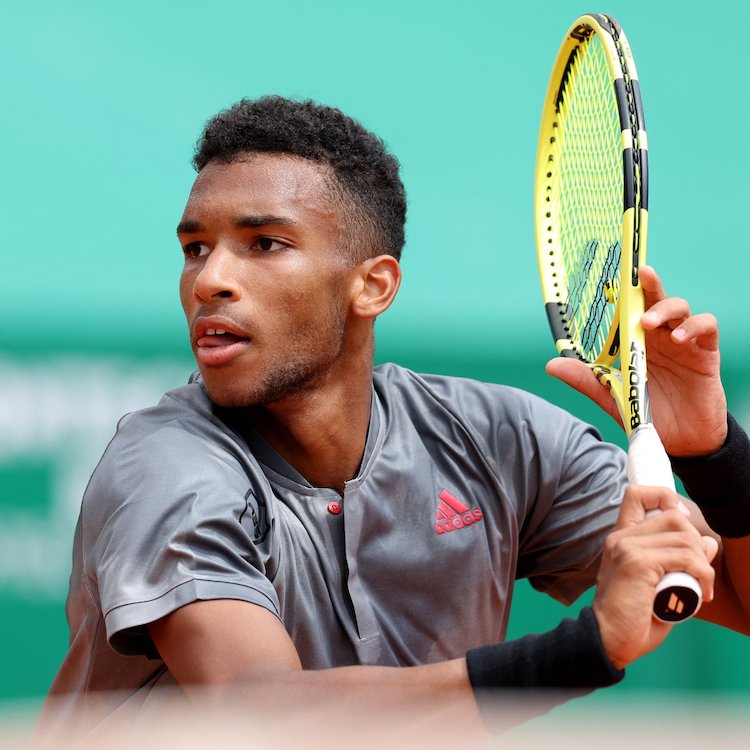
[
  {"x1": 199, "y1": 377, "x2": 256, "y2": 409},
  {"x1": 199, "y1": 362, "x2": 324, "y2": 409}
]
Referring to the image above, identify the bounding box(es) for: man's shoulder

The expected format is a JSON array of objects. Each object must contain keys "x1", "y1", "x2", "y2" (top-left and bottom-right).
[
  {"x1": 372, "y1": 362, "x2": 561, "y2": 419},
  {"x1": 371, "y1": 362, "x2": 607, "y2": 460},
  {"x1": 82, "y1": 375, "x2": 259, "y2": 522},
  {"x1": 115, "y1": 374, "x2": 218, "y2": 436},
  {"x1": 93, "y1": 375, "x2": 249, "y2": 482}
]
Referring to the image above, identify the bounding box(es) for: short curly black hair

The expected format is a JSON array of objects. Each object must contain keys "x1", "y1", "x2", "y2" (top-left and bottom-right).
[{"x1": 192, "y1": 96, "x2": 406, "y2": 262}]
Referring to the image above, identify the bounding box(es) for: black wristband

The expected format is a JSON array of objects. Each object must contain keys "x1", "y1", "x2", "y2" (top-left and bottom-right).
[
  {"x1": 465, "y1": 607, "x2": 624, "y2": 732},
  {"x1": 466, "y1": 606, "x2": 624, "y2": 690},
  {"x1": 669, "y1": 413, "x2": 750, "y2": 538}
]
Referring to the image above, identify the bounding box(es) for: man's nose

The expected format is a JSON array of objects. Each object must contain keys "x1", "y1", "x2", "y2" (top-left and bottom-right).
[{"x1": 192, "y1": 246, "x2": 240, "y2": 303}]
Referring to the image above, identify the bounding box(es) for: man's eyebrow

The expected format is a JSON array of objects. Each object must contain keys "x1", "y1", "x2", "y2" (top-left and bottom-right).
[
  {"x1": 176, "y1": 219, "x2": 204, "y2": 235},
  {"x1": 176, "y1": 215, "x2": 296, "y2": 236},
  {"x1": 236, "y1": 214, "x2": 296, "y2": 229}
]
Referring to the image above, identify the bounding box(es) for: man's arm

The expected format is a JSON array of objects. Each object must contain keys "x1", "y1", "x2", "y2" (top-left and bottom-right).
[
  {"x1": 148, "y1": 599, "x2": 483, "y2": 737},
  {"x1": 147, "y1": 481, "x2": 716, "y2": 735},
  {"x1": 147, "y1": 598, "x2": 616, "y2": 738},
  {"x1": 693, "y1": 508, "x2": 750, "y2": 634}
]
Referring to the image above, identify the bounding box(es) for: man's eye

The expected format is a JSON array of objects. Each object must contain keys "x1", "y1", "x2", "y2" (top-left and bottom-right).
[
  {"x1": 253, "y1": 237, "x2": 287, "y2": 252},
  {"x1": 183, "y1": 242, "x2": 210, "y2": 259}
]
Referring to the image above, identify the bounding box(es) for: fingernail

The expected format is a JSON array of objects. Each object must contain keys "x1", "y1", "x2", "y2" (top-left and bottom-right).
[
  {"x1": 672, "y1": 328, "x2": 687, "y2": 342},
  {"x1": 677, "y1": 500, "x2": 691, "y2": 516}
]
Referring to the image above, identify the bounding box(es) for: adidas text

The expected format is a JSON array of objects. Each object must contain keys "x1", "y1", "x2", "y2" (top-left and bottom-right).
[{"x1": 434, "y1": 508, "x2": 484, "y2": 535}]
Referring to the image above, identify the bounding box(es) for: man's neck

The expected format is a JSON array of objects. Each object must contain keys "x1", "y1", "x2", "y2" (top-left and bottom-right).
[{"x1": 245, "y1": 368, "x2": 373, "y2": 495}]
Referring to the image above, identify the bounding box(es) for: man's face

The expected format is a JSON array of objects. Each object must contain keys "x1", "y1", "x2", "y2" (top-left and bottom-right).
[{"x1": 178, "y1": 153, "x2": 355, "y2": 407}]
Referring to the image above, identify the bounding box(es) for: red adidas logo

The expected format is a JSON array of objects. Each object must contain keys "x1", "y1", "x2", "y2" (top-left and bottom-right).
[{"x1": 434, "y1": 489, "x2": 484, "y2": 535}]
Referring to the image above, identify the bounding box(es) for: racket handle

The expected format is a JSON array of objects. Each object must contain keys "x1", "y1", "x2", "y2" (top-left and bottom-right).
[
  {"x1": 627, "y1": 424, "x2": 675, "y2": 490},
  {"x1": 627, "y1": 425, "x2": 703, "y2": 622}
]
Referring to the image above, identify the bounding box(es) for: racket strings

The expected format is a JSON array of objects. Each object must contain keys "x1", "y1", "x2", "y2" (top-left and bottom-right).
[
  {"x1": 577, "y1": 239, "x2": 621, "y2": 353},
  {"x1": 553, "y1": 33, "x2": 623, "y2": 361}
]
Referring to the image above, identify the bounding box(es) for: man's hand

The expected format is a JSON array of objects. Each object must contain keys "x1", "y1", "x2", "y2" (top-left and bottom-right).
[
  {"x1": 546, "y1": 265, "x2": 727, "y2": 456},
  {"x1": 592, "y1": 485, "x2": 719, "y2": 670}
]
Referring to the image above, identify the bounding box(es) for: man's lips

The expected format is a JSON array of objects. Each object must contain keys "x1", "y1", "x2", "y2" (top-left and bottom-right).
[
  {"x1": 196, "y1": 330, "x2": 248, "y2": 348},
  {"x1": 192, "y1": 319, "x2": 252, "y2": 366}
]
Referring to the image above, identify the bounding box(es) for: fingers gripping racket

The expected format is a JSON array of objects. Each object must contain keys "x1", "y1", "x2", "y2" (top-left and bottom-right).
[{"x1": 534, "y1": 14, "x2": 702, "y2": 622}]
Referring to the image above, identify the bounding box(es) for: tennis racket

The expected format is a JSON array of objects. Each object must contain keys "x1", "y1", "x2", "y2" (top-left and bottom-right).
[{"x1": 534, "y1": 13, "x2": 701, "y2": 622}]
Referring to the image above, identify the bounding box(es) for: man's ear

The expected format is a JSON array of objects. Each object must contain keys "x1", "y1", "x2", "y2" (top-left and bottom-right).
[{"x1": 349, "y1": 255, "x2": 401, "y2": 319}]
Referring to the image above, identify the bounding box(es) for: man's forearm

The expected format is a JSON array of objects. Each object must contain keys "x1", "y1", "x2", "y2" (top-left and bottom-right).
[
  {"x1": 176, "y1": 608, "x2": 623, "y2": 737},
  {"x1": 671, "y1": 413, "x2": 750, "y2": 538},
  {"x1": 671, "y1": 413, "x2": 750, "y2": 633}
]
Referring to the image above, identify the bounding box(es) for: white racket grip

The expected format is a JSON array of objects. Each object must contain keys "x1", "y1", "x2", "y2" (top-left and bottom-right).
[
  {"x1": 626, "y1": 424, "x2": 675, "y2": 490},
  {"x1": 627, "y1": 424, "x2": 702, "y2": 622}
]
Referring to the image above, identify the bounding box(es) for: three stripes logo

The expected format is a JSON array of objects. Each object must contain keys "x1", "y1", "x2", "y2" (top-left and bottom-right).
[{"x1": 435, "y1": 489, "x2": 484, "y2": 535}]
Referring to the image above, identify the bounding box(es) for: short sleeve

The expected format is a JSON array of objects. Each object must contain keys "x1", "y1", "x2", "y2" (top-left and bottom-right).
[
  {"x1": 81, "y1": 398, "x2": 280, "y2": 658},
  {"x1": 499, "y1": 394, "x2": 627, "y2": 604}
]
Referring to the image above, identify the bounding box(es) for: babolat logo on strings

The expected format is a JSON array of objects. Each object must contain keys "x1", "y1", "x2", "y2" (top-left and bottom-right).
[{"x1": 628, "y1": 341, "x2": 645, "y2": 430}]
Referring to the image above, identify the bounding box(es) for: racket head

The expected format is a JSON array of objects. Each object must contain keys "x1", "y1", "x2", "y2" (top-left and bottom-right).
[{"x1": 535, "y1": 14, "x2": 650, "y2": 436}]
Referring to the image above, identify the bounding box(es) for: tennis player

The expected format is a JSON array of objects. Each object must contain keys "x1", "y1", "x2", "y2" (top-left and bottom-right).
[{"x1": 39, "y1": 97, "x2": 750, "y2": 743}]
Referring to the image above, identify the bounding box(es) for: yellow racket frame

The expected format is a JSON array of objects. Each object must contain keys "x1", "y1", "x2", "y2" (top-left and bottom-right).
[{"x1": 534, "y1": 13, "x2": 649, "y2": 439}]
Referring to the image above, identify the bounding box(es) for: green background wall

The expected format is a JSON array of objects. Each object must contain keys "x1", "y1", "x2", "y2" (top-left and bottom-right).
[{"x1": 2, "y1": 0, "x2": 749, "y2": 717}]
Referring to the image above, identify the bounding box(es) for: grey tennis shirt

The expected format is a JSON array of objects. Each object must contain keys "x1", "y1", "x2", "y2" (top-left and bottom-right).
[{"x1": 43, "y1": 363, "x2": 626, "y2": 735}]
